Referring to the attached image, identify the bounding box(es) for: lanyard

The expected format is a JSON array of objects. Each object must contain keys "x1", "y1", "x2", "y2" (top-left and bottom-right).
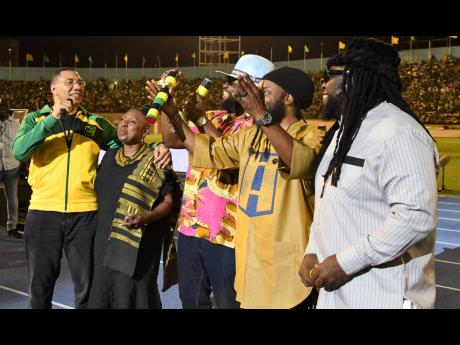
[{"x1": 61, "y1": 114, "x2": 77, "y2": 150}]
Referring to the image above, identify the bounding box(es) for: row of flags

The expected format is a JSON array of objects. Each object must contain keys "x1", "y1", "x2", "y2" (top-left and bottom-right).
[
  {"x1": 25, "y1": 53, "x2": 128, "y2": 65},
  {"x1": 23, "y1": 36, "x2": 459, "y2": 66}
]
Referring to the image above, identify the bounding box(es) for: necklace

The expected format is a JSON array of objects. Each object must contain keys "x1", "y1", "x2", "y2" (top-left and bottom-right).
[{"x1": 115, "y1": 143, "x2": 150, "y2": 167}]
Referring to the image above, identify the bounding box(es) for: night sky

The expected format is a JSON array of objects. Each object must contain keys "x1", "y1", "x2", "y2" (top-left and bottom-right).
[{"x1": 5, "y1": 36, "x2": 456, "y2": 68}]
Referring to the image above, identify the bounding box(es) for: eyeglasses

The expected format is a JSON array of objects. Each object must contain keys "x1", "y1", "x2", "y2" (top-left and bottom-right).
[
  {"x1": 60, "y1": 79, "x2": 87, "y2": 88},
  {"x1": 226, "y1": 75, "x2": 238, "y2": 85},
  {"x1": 323, "y1": 69, "x2": 345, "y2": 82}
]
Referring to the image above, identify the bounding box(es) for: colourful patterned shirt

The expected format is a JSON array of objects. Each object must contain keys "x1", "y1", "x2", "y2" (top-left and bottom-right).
[{"x1": 178, "y1": 110, "x2": 253, "y2": 248}]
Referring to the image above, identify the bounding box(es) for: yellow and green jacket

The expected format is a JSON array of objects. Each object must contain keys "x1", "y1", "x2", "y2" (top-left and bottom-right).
[{"x1": 13, "y1": 105, "x2": 121, "y2": 213}]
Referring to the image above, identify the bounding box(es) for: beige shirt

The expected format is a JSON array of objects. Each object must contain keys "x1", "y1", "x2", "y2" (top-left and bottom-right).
[{"x1": 193, "y1": 119, "x2": 324, "y2": 308}]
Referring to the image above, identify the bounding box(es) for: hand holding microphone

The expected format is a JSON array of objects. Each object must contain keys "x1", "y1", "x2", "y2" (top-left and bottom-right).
[{"x1": 52, "y1": 98, "x2": 73, "y2": 119}]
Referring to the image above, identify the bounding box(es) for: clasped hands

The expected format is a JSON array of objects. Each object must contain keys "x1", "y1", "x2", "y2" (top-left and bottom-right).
[{"x1": 299, "y1": 253, "x2": 348, "y2": 292}]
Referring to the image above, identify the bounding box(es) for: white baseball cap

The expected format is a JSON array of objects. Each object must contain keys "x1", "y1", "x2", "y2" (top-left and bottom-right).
[{"x1": 216, "y1": 54, "x2": 275, "y2": 86}]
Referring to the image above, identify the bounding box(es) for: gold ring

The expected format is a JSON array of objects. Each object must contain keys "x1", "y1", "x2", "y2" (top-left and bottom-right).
[{"x1": 309, "y1": 267, "x2": 317, "y2": 279}]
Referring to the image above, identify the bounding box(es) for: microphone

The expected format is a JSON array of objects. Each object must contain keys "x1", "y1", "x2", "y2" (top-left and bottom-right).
[
  {"x1": 59, "y1": 98, "x2": 73, "y2": 118},
  {"x1": 196, "y1": 78, "x2": 213, "y2": 98},
  {"x1": 146, "y1": 70, "x2": 178, "y2": 124}
]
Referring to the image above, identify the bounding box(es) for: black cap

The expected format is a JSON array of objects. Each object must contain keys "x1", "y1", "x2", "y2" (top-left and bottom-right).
[{"x1": 262, "y1": 67, "x2": 315, "y2": 110}]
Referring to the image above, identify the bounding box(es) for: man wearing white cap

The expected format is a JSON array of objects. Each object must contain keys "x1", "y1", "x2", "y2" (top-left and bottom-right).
[
  {"x1": 148, "y1": 55, "x2": 274, "y2": 308},
  {"x1": 149, "y1": 67, "x2": 324, "y2": 308}
]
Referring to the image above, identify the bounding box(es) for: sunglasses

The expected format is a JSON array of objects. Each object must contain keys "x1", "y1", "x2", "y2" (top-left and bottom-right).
[
  {"x1": 226, "y1": 75, "x2": 238, "y2": 85},
  {"x1": 323, "y1": 69, "x2": 345, "y2": 82}
]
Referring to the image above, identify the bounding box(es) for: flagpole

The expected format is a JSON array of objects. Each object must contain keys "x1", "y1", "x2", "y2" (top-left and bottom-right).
[
  {"x1": 42, "y1": 59, "x2": 45, "y2": 79},
  {"x1": 270, "y1": 46, "x2": 273, "y2": 62},
  {"x1": 428, "y1": 40, "x2": 432, "y2": 60},
  {"x1": 303, "y1": 50, "x2": 306, "y2": 71},
  {"x1": 142, "y1": 57, "x2": 145, "y2": 79},
  {"x1": 8, "y1": 48, "x2": 12, "y2": 81},
  {"x1": 59, "y1": 52, "x2": 62, "y2": 68},
  {"x1": 104, "y1": 53, "x2": 107, "y2": 80},
  {"x1": 115, "y1": 54, "x2": 118, "y2": 81},
  {"x1": 157, "y1": 56, "x2": 161, "y2": 79},
  {"x1": 89, "y1": 61, "x2": 92, "y2": 81},
  {"x1": 410, "y1": 39, "x2": 413, "y2": 63},
  {"x1": 287, "y1": 50, "x2": 290, "y2": 67},
  {"x1": 125, "y1": 57, "x2": 128, "y2": 82},
  {"x1": 26, "y1": 52, "x2": 29, "y2": 81},
  {"x1": 448, "y1": 36, "x2": 452, "y2": 56},
  {"x1": 320, "y1": 42, "x2": 324, "y2": 71}
]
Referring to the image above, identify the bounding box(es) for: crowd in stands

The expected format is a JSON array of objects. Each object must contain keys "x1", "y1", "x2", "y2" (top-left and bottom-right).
[{"x1": 1, "y1": 56, "x2": 459, "y2": 124}]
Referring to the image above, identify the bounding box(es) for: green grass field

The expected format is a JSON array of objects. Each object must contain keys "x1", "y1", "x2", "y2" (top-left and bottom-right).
[{"x1": 436, "y1": 137, "x2": 460, "y2": 196}]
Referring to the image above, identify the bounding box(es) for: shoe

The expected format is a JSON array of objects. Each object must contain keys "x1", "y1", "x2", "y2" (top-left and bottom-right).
[{"x1": 7, "y1": 229, "x2": 23, "y2": 239}]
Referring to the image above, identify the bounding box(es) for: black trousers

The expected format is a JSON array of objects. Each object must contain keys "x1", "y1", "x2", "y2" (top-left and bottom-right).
[{"x1": 24, "y1": 210, "x2": 97, "y2": 309}]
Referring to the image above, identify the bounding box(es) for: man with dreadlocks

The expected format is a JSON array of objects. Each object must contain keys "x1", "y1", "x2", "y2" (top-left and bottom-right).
[
  {"x1": 151, "y1": 66, "x2": 324, "y2": 308},
  {"x1": 299, "y1": 38, "x2": 439, "y2": 309}
]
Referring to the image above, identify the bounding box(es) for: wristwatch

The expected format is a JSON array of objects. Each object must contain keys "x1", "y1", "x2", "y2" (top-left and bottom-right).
[
  {"x1": 255, "y1": 111, "x2": 274, "y2": 126},
  {"x1": 196, "y1": 116, "x2": 208, "y2": 127}
]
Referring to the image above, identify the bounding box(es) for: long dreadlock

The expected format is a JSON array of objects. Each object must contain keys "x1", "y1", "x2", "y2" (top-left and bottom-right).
[{"x1": 321, "y1": 38, "x2": 433, "y2": 197}]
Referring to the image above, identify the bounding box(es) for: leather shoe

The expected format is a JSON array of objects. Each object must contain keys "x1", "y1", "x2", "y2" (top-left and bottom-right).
[{"x1": 7, "y1": 229, "x2": 23, "y2": 239}]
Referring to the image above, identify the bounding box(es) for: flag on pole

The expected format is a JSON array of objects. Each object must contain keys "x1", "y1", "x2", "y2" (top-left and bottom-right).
[
  {"x1": 175, "y1": 52, "x2": 179, "y2": 63},
  {"x1": 142, "y1": 56, "x2": 146, "y2": 65},
  {"x1": 124, "y1": 53, "x2": 128, "y2": 81},
  {"x1": 339, "y1": 41, "x2": 346, "y2": 50},
  {"x1": 303, "y1": 45, "x2": 309, "y2": 71},
  {"x1": 74, "y1": 54, "x2": 79, "y2": 64},
  {"x1": 88, "y1": 56, "x2": 93, "y2": 64},
  {"x1": 410, "y1": 36, "x2": 416, "y2": 41},
  {"x1": 191, "y1": 51, "x2": 196, "y2": 59},
  {"x1": 391, "y1": 36, "x2": 399, "y2": 45},
  {"x1": 450, "y1": 36, "x2": 458, "y2": 39},
  {"x1": 43, "y1": 54, "x2": 50, "y2": 64},
  {"x1": 241, "y1": 50, "x2": 245, "y2": 56},
  {"x1": 26, "y1": 53, "x2": 33, "y2": 62},
  {"x1": 223, "y1": 51, "x2": 229, "y2": 60},
  {"x1": 288, "y1": 45, "x2": 293, "y2": 54}
]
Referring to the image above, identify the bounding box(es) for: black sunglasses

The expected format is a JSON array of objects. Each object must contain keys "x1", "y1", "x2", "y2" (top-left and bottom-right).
[
  {"x1": 323, "y1": 69, "x2": 345, "y2": 82},
  {"x1": 226, "y1": 75, "x2": 238, "y2": 85}
]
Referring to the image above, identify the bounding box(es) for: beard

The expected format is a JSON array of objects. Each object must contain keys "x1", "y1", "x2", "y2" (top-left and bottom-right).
[
  {"x1": 320, "y1": 89, "x2": 345, "y2": 120},
  {"x1": 266, "y1": 98, "x2": 285, "y2": 123},
  {"x1": 221, "y1": 98, "x2": 244, "y2": 116}
]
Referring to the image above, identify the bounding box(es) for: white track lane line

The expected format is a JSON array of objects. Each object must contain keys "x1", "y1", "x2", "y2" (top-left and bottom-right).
[
  {"x1": 439, "y1": 217, "x2": 460, "y2": 222},
  {"x1": 438, "y1": 227, "x2": 460, "y2": 233},
  {"x1": 435, "y1": 259, "x2": 460, "y2": 266},
  {"x1": 438, "y1": 201, "x2": 460, "y2": 206},
  {"x1": 436, "y1": 241, "x2": 460, "y2": 246},
  {"x1": 0, "y1": 285, "x2": 74, "y2": 309},
  {"x1": 438, "y1": 209, "x2": 460, "y2": 213},
  {"x1": 436, "y1": 284, "x2": 460, "y2": 292}
]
